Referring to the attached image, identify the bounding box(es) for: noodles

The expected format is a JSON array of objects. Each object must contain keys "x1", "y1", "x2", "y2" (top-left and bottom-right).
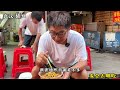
[
  {"x1": 42, "y1": 72, "x2": 60, "y2": 78},
  {"x1": 40, "y1": 72, "x2": 62, "y2": 79}
]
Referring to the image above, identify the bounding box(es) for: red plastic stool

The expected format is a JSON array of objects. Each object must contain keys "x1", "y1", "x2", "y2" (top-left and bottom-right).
[
  {"x1": 86, "y1": 46, "x2": 92, "y2": 71},
  {"x1": 11, "y1": 47, "x2": 34, "y2": 79},
  {"x1": 0, "y1": 48, "x2": 7, "y2": 78}
]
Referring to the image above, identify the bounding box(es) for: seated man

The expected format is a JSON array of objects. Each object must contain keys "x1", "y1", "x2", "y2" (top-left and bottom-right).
[{"x1": 31, "y1": 11, "x2": 88, "y2": 79}]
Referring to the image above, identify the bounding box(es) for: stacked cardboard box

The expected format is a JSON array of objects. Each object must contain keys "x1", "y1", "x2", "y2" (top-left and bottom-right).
[
  {"x1": 84, "y1": 22, "x2": 97, "y2": 31},
  {"x1": 107, "y1": 26, "x2": 113, "y2": 32},
  {"x1": 106, "y1": 25, "x2": 120, "y2": 32},
  {"x1": 113, "y1": 25, "x2": 120, "y2": 32},
  {"x1": 95, "y1": 11, "x2": 120, "y2": 32},
  {"x1": 95, "y1": 11, "x2": 113, "y2": 25}
]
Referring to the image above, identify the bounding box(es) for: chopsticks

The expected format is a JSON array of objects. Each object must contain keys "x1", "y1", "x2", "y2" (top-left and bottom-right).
[{"x1": 47, "y1": 57, "x2": 53, "y2": 69}]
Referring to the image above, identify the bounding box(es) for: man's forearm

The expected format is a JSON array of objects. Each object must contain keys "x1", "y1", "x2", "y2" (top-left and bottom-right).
[
  {"x1": 71, "y1": 60, "x2": 87, "y2": 71},
  {"x1": 18, "y1": 28, "x2": 23, "y2": 41},
  {"x1": 33, "y1": 33, "x2": 41, "y2": 45}
]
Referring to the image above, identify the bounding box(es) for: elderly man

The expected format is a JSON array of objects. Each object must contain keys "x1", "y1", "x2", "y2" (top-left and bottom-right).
[{"x1": 31, "y1": 11, "x2": 88, "y2": 79}]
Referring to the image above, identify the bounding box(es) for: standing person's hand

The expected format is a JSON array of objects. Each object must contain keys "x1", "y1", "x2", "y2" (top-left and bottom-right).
[
  {"x1": 36, "y1": 51, "x2": 49, "y2": 67},
  {"x1": 31, "y1": 44, "x2": 37, "y2": 53},
  {"x1": 18, "y1": 40, "x2": 23, "y2": 47}
]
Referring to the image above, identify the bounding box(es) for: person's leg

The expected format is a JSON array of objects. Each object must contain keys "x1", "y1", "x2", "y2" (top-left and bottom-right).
[
  {"x1": 21, "y1": 35, "x2": 32, "y2": 61},
  {"x1": 23, "y1": 35, "x2": 33, "y2": 47},
  {"x1": 31, "y1": 65, "x2": 42, "y2": 79},
  {"x1": 70, "y1": 69, "x2": 88, "y2": 79}
]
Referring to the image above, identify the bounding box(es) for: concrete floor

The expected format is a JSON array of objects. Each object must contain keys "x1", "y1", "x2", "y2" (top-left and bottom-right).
[{"x1": 2, "y1": 41, "x2": 120, "y2": 79}]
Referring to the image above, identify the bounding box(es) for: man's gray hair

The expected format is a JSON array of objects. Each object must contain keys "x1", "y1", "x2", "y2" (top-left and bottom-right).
[{"x1": 47, "y1": 11, "x2": 71, "y2": 29}]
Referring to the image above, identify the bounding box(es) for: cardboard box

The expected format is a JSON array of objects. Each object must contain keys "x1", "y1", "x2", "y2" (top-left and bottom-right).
[
  {"x1": 113, "y1": 29, "x2": 119, "y2": 32},
  {"x1": 113, "y1": 26, "x2": 119, "y2": 29},
  {"x1": 84, "y1": 22, "x2": 98, "y2": 31}
]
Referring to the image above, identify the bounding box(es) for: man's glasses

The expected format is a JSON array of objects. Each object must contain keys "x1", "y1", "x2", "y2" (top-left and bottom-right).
[{"x1": 49, "y1": 31, "x2": 67, "y2": 38}]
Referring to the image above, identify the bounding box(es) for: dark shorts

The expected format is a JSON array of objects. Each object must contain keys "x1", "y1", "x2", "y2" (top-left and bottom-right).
[{"x1": 24, "y1": 35, "x2": 36, "y2": 47}]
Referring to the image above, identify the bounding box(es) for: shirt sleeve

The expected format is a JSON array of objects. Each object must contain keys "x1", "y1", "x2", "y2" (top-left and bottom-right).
[
  {"x1": 19, "y1": 17, "x2": 27, "y2": 29},
  {"x1": 75, "y1": 35, "x2": 87, "y2": 61},
  {"x1": 37, "y1": 18, "x2": 45, "y2": 34}
]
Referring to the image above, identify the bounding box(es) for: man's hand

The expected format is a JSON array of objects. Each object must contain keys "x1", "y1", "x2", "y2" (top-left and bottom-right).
[
  {"x1": 62, "y1": 72, "x2": 71, "y2": 79},
  {"x1": 18, "y1": 40, "x2": 23, "y2": 47},
  {"x1": 31, "y1": 44, "x2": 37, "y2": 53},
  {"x1": 36, "y1": 51, "x2": 48, "y2": 67},
  {"x1": 20, "y1": 45, "x2": 26, "y2": 48}
]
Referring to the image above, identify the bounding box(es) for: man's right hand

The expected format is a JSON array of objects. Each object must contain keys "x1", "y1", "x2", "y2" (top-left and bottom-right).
[
  {"x1": 18, "y1": 40, "x2": 23, "y2": 47},
  {"x1": 36, "y1": 51, "x2": 48, "y2": 67}
]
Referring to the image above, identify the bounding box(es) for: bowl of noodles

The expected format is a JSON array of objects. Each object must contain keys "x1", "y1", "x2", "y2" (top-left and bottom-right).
[{"x1": 39, "y1": 71, "x2": 63, "y2": 79}]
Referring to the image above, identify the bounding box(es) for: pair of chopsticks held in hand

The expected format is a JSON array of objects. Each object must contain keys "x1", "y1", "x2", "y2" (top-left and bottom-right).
[{"x1": 38, "y1": 51, "x2": 53, "y2": 69}]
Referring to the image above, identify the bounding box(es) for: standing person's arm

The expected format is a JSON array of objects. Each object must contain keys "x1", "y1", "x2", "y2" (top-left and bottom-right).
[
  {"x1": 18, "y1": 28, "x2": 24, "y2": 46},
  {"x1": 31, "y1": 18, "x2": 45, "y2": 52},
  {"x1": 31, "y1": 33, "x2": 41, "y2": 53},
  {"x1": 18, "y1": 18, "x2": 27, "y2": 47}
]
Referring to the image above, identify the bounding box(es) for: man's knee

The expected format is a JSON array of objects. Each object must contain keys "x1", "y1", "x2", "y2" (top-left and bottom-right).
[
  {"x1": 71, "y1": 69, "x2": 88, "y2": 79},
  {"x1": 31, "y1": 66, "x2": 40, "y2": 79},
  {"x1": 31, "y1": 61, "x2": 45, "y2": 79}
]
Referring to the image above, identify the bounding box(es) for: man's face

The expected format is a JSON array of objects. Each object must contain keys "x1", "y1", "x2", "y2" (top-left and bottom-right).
[
  {"x1": 32, "y1": 18, "x2": 39, "y2": 24},
  {"x1": 49, "y1": 26, "x2": 69, "y2": 44}
]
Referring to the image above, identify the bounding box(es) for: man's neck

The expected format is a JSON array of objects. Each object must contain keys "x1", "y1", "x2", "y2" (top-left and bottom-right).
[{"x1": 62, "y1": 39, "x2": 67, "y2": 45}]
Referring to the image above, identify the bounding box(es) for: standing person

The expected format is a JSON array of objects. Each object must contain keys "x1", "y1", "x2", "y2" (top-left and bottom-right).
[
  {"x1": 18, "y1": 11, "x2": 44, "y2": 53},
  {"x1": 31, "y1": 11, "x2": 88, "y2": 79}
]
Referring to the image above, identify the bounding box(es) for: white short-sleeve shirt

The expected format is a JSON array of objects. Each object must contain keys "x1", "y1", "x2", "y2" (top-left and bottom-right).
[
  {"x1": 19, "y1": 12, "x2": 44, "y2": 35},
  {"x1": 37, "y1": 30, "x2": 87, "y2": 68}
]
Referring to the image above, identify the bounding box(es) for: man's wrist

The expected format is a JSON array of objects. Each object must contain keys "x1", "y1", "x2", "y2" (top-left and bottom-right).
[{"x1": 33, "y1": 42, "x2": 37, "y2": 46}]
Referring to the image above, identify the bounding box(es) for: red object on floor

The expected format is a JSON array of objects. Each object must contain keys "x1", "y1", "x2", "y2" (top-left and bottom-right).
[
  {"x1": 11, "y1": 47, "x2": 34, "y2": 78},
  {"x1": 70, "y1": 24, "x2": 84, "y2": 34},
  {"x1": 0, "y1": 48, "x2": 7, "y2": 79},
  {"x1": 86, "y1": 46, "x2": 92, "y2": 71}
]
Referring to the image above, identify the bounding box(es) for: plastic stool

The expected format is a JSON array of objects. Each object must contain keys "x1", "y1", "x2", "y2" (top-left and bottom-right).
[
  {"x1": 86, "y1": 46, "x2": 92, "y2": 71},
  {"x1": 11, "y1": 47, "x2": 34, "y2": 79},
  {"x1": 0, "y1": 48, "x2": 7, "y2": 78}
]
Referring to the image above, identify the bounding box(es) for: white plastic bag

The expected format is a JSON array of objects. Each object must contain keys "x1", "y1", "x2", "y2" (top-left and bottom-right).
[{"x1": 18, "y1": 72, "x2": 32, "y2": 79}]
